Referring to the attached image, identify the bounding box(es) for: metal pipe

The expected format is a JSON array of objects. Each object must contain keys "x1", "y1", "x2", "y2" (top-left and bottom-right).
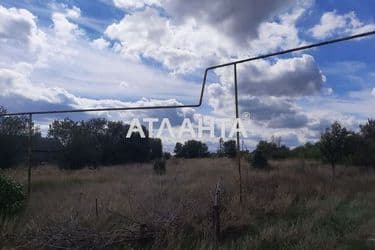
[
  {"x1": 27, "y1": 113, "x2": 32, "y2": 196},
  {"x1": 234, "y1": 64, "x2": 242, "y2": 203}
]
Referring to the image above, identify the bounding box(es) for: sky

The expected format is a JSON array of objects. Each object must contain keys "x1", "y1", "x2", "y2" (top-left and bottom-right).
[{"x1": 0, "y1": 0, "x2": 374, "y2": 151}]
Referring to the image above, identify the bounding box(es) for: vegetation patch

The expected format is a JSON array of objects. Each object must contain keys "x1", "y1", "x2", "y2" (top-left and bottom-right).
[{"x1": 0, "y1": 175, "x2": 26, "y2": 219}]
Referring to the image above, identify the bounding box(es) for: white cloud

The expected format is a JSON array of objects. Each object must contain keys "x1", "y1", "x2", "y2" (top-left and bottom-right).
[
  {"x1": 0, "y1": 67, "x2": 195, "y2": 126},
  {"x1": 1, "y1": 2, "x2": 372, "y2": 149},
  {"x1": 248, "y1": 7, "x2": 306, "y2": 54},
  {"x1": 0, "y1": 5, "x2": 46, "y2": 51},
  {"x1": 310, "y1": 10, "x2": 375, "y2": 39},
  {"x1": 0, "y1": 4, "x2": 202, "y2": 121},
  {"x1": 113, "y1": 0, "x2": 161, "y2": 9},
  {"x1": 237, "y1": 55, "x2": 325, "y2": 97},
  {"x1": 161, "y1": 0, "x2": 300, "y2": 43},
  {"x1": 205, "y1": 55, "x2": 326, "y2": 132},
  {"x1": 52, "y1": 6, "x2": 84, "y2": 42},
  {"x1": 106, "y1": 7, "x2": 234, "y2": 74},
  {"x1": 91, "y1": 38, "x2": 110, "y2": 50},
  {"x1": 106, "y1": 2, "x2": 310, "y2": 75}
]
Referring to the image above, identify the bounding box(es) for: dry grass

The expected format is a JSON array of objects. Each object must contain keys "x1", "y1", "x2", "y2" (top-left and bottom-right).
[{"x1": 1, "y1": 158, "x2": 375, "y2": 249}]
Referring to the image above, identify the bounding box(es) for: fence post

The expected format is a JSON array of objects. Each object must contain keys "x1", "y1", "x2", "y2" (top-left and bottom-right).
[
  {"x1": 95, "y1": 198, "x2": 99, "y2": 218},
  {"x1": 234, "y1": 63, "x2": 243, "y2": 204},
  {"x1": 27, "y1": 113, "x2": 32, "y2": 197},
  {"x1": 213, "y1": 180, "x2": 221, "y2": 242}
]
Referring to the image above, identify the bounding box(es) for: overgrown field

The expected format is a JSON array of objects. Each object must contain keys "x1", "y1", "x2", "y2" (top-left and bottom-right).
[{"x1": 1, "y1": 159, "x2": 375, "y2": 249}]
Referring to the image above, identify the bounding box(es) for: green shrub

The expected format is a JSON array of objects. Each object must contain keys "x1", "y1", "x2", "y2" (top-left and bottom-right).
[
  {"x1": 153, "y1": 159, "x2": 166, "y2": 175},
  {"x1": 251, "y1": 150, "x2": 268, "y2": 169},
  {"x1": 0, "y1": 175, "x2": 26, "y2": 219},
  {"x1": 163, "y1": 152, "x2": 172, "y2": 160}
]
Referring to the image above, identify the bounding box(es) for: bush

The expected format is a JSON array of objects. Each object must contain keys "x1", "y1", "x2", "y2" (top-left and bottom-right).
[
  {"x1": 251, "y1": 150, "x2": 268, "y2": 169},
  {"x1": 0, "y1": 175, "x2": 26, "y2": 219},
  {"x1": 223, "y1": 140, "x2": 237, "y2": 158},
  {"x1": 163, "y1": 152, "x2": 172, "y2": 160},
  {"x1": 153, "y1": 159, "x2": 166, "y2": 175}
]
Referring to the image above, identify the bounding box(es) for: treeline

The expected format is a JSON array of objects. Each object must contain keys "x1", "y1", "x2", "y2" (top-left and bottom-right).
[
  {"x1": 251, "y1": 120, "x2": 375, "y2": 171},
  {"x1": 48, "y1": 118, "x2": 162, "y2": 169},
  {"x1": 0, "y1": 107, "x2": 30, "y2": 168},
  {"x1": 0, "y1": 107, "x2": 163, "y2": 169},
  {"x1": 1, "y1": 105, "x2": 374, "y2": 171},
  {"x1": 171, "y1": 120, "x2": 375, "y2": 173}
]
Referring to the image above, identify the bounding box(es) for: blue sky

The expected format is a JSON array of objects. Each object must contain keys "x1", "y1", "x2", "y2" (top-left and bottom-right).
[{"x1": 0, "y1": 0, "x2": 374, "y2": 150}]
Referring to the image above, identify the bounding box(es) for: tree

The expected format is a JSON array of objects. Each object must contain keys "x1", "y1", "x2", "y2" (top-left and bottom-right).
[
  {"x1": 173, "y1": 140, "x2": 209, "y2": 158},
  {"x1": 359, "y1": 119, "x2": 375, "y2": 168},
  {"x1": 183, "y1": 140, "x2": 209, "y2": 158},
  {"x1": 0, "y1": 106, "x2": 31, "y2": 168},
  {"x1": 217, "y1": 138, "x2": 225, "y2": 157},
  {"x1": 223, "y1": 140, "x2": 236, "y2": 158},
  {"x1": 174, "y1": 143, "x2": 184, "y2": 158},
  {"x1": 254, "y1": 140, "x2": 290, "y2": 159},
  {"x1": 360, "y1": 119, "x2": 375, "y2": 140},
  {"x1": 48, "y1": 118, "x2": 77, "y2": 147},
  {"x1": 149, "y1": 138, "x2": 163, "y2": 160},
  {"x1": 0, "y1": 106, "x2": 5, "y2": 115},
  {"x1": 250, "y1": 141, "x2": 270, "y2": 169},
  {"x1": 342, "y1": 132, "x2": 365, "y2": 166},
  {"x1": 163, "y1": 152, "x2": 172, "y2": 160},
  {"x1": 291, "y1": 142, "x2": 321, "y2": 160},
  {"x1": 320, "y1": 121, "x2": 349, "y2": 180},
  {"x1": 256, "y1": 141, "x2": 278, "y2": 158},
  {"x1": 48, "y1": 118, "x2": 161, "y2": 169},
  {"x1": 251, "y1": 149, "x2": 268, "y2": 169}
]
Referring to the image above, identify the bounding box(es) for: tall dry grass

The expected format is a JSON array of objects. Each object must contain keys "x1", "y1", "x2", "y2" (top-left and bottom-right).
[{"x1": 1, "y1": 158, "x2": 375, "y2": 249}]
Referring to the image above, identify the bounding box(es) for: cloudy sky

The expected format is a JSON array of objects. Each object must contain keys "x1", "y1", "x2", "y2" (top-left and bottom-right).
[{"x1": 0, "y1": 0, "x2": 374, "y2": 151}]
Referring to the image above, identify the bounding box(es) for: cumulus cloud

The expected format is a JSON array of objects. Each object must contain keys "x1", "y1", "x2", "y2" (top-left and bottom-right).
[
  {"x1": 0, "y1": 5, "x2": 200, "y2": 103},
  {"x1": 91, "y1": 38, "x2": 110, "y2": 50},
  {"x1": 52, "y1": 6, "x2": 84, "y2": 42},
  {"x1": 106, "y1": 1, "x2": 311, "y2": 74},
  {"x1": 237, "y1": 55, "x2": 325, "y2": 97},
  {"x1": 1, "y1": 2, "x2": 372, "y2": 149},
  {"x1": 106, "y1": 7, "x2": 233, "y2": 74},
  {"x1": 162, "y1": 0, "x2": 298, "y2": 43},
  {"x1": 113, "y1": 0, "x2": 161, "y2": 9},
  {"x1": 0, "y1": 5, "x2": 45, "y2": 51},
  {"x1": 248, "y1": 7, "x2": 306, "y2": 54},
  {"x1": 268, "y1": 113, "x2": 308, "y2": 129},
  {"x1": 0, "y1": 67, "x2": 195, "y2": 126},
  {"x1": 208, "y1": 82, "x2": 302, "y2": 126},
  {"x1": 310, "y1": 10, "x2": 375, "y2": 39},
  {"x1": 206, "y1": 54, "x2": 325, "y2": 130}
]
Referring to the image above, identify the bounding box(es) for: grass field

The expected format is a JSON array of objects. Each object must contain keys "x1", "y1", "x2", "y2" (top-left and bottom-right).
[{"x1": 1, "y1": 158, "x2": 375, "y2": 249}]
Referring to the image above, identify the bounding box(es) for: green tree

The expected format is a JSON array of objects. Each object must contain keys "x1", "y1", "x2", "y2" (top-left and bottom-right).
[
  {"x1": 0, "y1": 106, "x2": 31, "y2": 168},
  {"x1": 183, "y1": 140, "x2": 209, "y2": 158},
  {"x1": 250, "y1": 149, "x2": 268, "y2": 169},
  {"x1": 360, "y1": 119, "x2": 375, "y2": 139},
  {"x1": 359, "y1": 119, "x2": 375, "y2": 168},
  {"x1": 254, "y1": 140, "x2": 290, "y2": 159},
  {"x1": 48, "y1": 118, "x2": 157, "y2": 169},
  {"x1": 149, "y1": 138, "x2": 163, "y2": 160},
  {"x1": 173, "y1": 140, "x2": 209, "y2": 158},
  {"x1": 320, "y1": 121, "x2": 349, "y2": 180},
  {"x1": 174, "y1": 142, "x2": 184, "y2": 158},
  {"x1": 223, "y1": 140, "x2": 236, "y2": 158},
  {"x1": 291, "y1": 142, "x2": 321, "y2": 160}
]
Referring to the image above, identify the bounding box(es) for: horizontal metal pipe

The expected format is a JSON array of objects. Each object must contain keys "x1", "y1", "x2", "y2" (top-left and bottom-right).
[{"x1": 1, "y1": 30, "x2": 374, "y2": 117}]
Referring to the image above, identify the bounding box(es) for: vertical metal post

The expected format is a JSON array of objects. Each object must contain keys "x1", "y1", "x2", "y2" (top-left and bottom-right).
[
  {"x1": 27, "y1": 113, "x2": 32, "y2": 196},
  {"x1": 234, "y1": 64, "x2": 242, "y2": 203}
]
